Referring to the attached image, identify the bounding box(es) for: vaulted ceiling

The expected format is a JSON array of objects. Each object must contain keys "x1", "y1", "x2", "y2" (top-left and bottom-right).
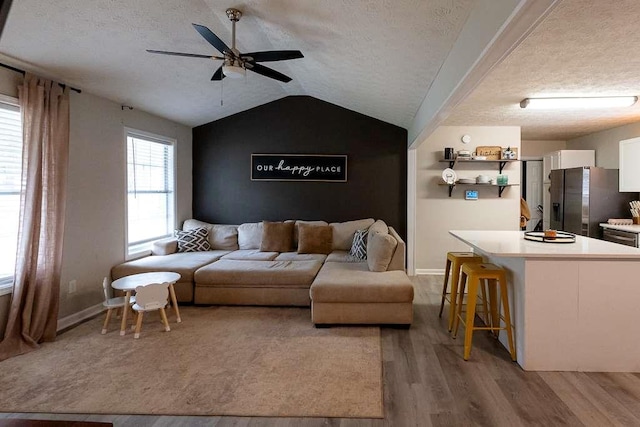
[{"x1": 0, "y1": 0, "x2": 473, "y2": 129}]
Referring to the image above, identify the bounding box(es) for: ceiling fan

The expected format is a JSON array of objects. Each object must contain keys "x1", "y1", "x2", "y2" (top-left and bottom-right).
[{"x1": 147, "y1": 8, "x2": 303, "y2": 83}]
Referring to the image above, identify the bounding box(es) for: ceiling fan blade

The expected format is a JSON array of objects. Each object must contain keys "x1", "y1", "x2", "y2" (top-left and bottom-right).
[
  {"x1": 242, "y1": 50, "x2": 304, "y2": 62},
  {"x1": 146, "y1": 49, "x2": 221, "y2": 59},
  {"x1": 192, "y1": 23, "x2": 231, "y2": 55},
  {"x1": 247, "y1": 63, "x2": 292, "y2": 83},
  {"x1": 211, "y1": 66, "x2": 225, "y2": 81}
]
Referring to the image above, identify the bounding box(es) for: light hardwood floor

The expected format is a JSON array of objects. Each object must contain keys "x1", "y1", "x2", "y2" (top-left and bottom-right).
[{"x1": 3, "y1": 275, "x2": 640, "y2": 426}]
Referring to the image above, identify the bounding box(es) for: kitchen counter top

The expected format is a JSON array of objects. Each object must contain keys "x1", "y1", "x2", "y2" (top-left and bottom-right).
[
  {"x1": 449, "y1": 230, "x2": 640, "y2": 259},
  {"x1": 599, "y1": 223, "x2": 640, "y2": 234}
]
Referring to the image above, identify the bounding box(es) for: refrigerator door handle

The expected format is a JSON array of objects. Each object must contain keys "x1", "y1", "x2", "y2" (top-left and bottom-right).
[{"x1": 552, "y1": 203, "x2": 561, "y2": 221}]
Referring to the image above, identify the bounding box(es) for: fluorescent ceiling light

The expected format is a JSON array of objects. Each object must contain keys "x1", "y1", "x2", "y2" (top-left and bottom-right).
[{"x1": 520, "y1": 96, "x2": 638, "y2": 109}]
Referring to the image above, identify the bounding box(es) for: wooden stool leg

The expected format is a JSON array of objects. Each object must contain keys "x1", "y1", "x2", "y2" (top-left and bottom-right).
[
  {"x1": 487, "y1": 279, "x2": 500, "y2": 338},
  {"x1": 448, "y1": 260, "x2": 463, "y2": 331},
  {"x1": 463, "y1": 276, "x2": 478, "y2": 361},
  {"x1": 439, "y1": 258, "x2": 452, "y2": 318},
  {"x1": 101, "y1": 308, "x2": 113, "y2": 334},
  {"x1": 452, "y1": 271, "x2": 467, "y2": 338},
  {"x1": 479, "y1": 279, "x2": 489, "y2": 325},
  {"x1": 160, "y1": 308, "x2": 171, "y2": 332},
  {"x1": 134, "y1": 311, "x2": 144, "y2": 339},
  {"x1": 499, "y1": 276, "x2": 517, "y2": 361}
]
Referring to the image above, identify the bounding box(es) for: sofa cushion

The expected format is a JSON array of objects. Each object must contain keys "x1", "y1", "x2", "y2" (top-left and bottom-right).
[
  {"x1": 238, "y1": 222, "x2": 263, "y2": 249},
  {"x1": 111, "y1": 251, "x2": 229, "y2": 282},
  {"x1": 310, "y1": 262, "x2": 414, "y2": 303},
  {"x1": 367, "y1": 231, "x2": 398, "y2": 272},
  {"x1": 292, "y1": 220, "x2": 328, "y2": 247},
  {"x1": 221, "y1": 249, "x2": 279, "y2": 261},
  {"x1": 175, "y1": 227, "x2": 212, "y2": 252},
  {"x1": 326, "y1": 250, "x2": 362, "y2": 263},
  {"x1": 329, "y1": 218, "x2": 375, "y2": 250},
  {"x1": 195, "y1": 259, "x2": 323, "y2": 288},
  {"x1": 349, "y1": 228, "x2": 369, "y2": 260},
  {"x1": 152, "y1": 237, "x2": 178, "y2": 255},
  {"x1": 275, "y1": 252, "x2": 328, "y2": 262},
  {"x1": 183, "y1": 219, "x2": 239, "y2": 250},
  {"x1": 368, "y1": 219, "x2": 388, "y2": 237},
  {"x1": 260, "y1": 221, "x2": 294, "y2": 252},
  {"x1": 297, "y1": 223, "x2": 333, "y2": 255}
]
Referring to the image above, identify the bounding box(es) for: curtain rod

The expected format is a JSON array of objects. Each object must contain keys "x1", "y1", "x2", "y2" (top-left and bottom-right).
[{"x1": 0, "y1": 62, "x2": 82, "y2": 93}]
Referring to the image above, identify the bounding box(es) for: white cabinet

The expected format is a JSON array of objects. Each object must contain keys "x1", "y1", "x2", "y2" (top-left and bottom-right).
[
  {"x1": 620, "y1": 137, "x2": 640, "y2": 191},
  {"x1": 543, "y1": 150, "x2": 595, "y2": 183}
]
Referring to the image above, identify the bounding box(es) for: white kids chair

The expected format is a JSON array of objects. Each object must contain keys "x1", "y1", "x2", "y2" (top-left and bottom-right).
[
  {"x1": 101, "y1": 277, "x2": 135, "y2": 334},
  {"x1": 131, "y1": 282, "x2": 171, "y2": 339}
]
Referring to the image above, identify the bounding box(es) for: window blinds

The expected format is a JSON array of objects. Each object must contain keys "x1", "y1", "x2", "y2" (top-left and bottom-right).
[
  {"x1": 126, "y1": 134, "x2": 175, "y2": 252},
  {"x1": 0, "y1": 101, "x2": 22, "y2": 281}
]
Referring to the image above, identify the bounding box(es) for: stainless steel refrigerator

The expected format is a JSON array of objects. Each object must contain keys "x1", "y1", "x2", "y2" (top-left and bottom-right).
[{"x1": 549, "y1": 167, "x2": 636, "y2": 237}]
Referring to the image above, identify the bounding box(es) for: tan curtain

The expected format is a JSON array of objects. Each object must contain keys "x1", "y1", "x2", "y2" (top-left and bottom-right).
[{"x1": 0, "y1": 73, "x2": 70, "y2": 361}]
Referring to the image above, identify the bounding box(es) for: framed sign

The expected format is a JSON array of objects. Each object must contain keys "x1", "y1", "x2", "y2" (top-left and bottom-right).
[{"x1": 251, "y1": 154, "x2": 347, "y2": 182}]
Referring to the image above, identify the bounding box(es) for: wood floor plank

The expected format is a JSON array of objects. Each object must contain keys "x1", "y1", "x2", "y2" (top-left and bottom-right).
[
  {"x1": 558, "y1": 372, "x2": 640, "y2": 426},
  {"x1": 538, "y1": 371, "x2": 615, "y2": 427},
  {"x1": 586, "y1": 372, "x2": 640, "y2": 421},
  {"x1": 495, "y1": 369, "x2": 585, "y2": 425}
]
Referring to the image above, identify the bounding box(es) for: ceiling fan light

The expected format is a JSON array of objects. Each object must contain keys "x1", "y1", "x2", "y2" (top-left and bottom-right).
[
  {"x1": 520, "y1": 96, "x2": 638, "y2": 109},
  {"x1": 222, "y1": 64, "x2": 245, "y2": 79}
]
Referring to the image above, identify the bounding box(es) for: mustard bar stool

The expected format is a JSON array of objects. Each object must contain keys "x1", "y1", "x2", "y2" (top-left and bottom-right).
[
  {"x1": 439, "y1": 252, "x2": 483, "y2": 332},
  {"x1": 452, "y1": 263, "x2": 516, "y2": 361}
]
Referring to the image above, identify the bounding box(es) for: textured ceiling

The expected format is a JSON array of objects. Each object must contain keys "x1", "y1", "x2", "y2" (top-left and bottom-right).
[
  {"x1": 444, "y1": 0, "x2": 640, "y2": 141},
  {"x1": 0, "y1": 0, "x2": 473, "y2": 128}
]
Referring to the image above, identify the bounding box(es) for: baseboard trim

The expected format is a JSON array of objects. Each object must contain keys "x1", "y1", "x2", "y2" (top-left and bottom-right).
[
  {"x1": 57, "y1": 303, "x2": 104, "y2": 332},
  {"x1": 416, "y1": 269, "x2": 445, "y2": 275}
]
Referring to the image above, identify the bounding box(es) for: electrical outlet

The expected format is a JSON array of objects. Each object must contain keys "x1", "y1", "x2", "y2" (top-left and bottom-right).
[{"x1": 68, "y1": 280, "x2": 77, "y2": 293}]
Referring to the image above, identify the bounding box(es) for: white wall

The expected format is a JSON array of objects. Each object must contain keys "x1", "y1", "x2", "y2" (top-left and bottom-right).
[
  {"x1": 521, "y1": 139, "x2": 566, "y2": 158},
  {"x1": 415, "y1": 126, "x2": 521, "y2": 272},
  {"x1": 0, "y1": 70, "x2": 192, "y2": 322},
  {"x1": 566, "y1": 122, "x2": 640, "y2": 168}
]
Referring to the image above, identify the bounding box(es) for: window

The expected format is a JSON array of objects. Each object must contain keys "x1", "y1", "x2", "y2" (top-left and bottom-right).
[
  {"x1": 0, "y1": 96, "x2": 22, "y2": 291},
  {"x1": 126, "y1": 129, "x2": 175, "y2": 257}
]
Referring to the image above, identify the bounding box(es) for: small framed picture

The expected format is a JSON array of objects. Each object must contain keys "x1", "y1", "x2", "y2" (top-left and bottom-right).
[{"x1": 465, "y1": 190, "x2": 478, "y2": 200}]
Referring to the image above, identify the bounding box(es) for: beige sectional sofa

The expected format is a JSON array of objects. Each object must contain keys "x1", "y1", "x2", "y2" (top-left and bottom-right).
[{"x1": 111, "y1": 218, "x2": 414, "y2": 325}]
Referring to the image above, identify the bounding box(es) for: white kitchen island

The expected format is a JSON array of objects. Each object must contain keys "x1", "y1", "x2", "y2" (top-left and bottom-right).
[{"x1": 450, "y1": 230, "x2": 640, "y2": 372}]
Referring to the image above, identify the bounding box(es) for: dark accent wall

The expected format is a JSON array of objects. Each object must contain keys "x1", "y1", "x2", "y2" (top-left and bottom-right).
[{"x1": 192, "y1": 96, "x2": 407, "y2": 238}]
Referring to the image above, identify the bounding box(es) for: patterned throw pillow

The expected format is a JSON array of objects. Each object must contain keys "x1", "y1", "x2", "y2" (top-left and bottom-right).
[
  {"x1": 175, "y1": 227, "x2": 212, "y2": 252},
  {"x1": 349, "y1": 228, "x2": 369, "y2": 260}
]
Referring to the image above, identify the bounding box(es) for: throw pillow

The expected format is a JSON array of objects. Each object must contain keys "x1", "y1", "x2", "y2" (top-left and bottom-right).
[
  {"x1": 260, "y1": 221, "x2": 294, "y2": 252},
  {"x1": 367, "y1": 231, "x2": 397, "y2": 272},
  {"x1": 182, "y1": 219, "x2": 239, "y2": 250},
  {"x1": 297, "y1": 223, "x2": 333, "y2": 254},
  {"x1": 349, "y1": 228, "x2": 369, "y2": 260},
  {"x1": 175, "y1": 227, "x2": 211, "y2": 252},
  {"x1": 238, "y1": 222, "x2": 263, "y2": 249},
  {"x1": 329, "y1": 218, "x2": 375, "y2": 250},
  {"x1": 293, "y1": 220, "x2": 328, "y2": 247}
]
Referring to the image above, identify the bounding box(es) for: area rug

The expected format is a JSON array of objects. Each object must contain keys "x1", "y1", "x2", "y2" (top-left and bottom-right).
[{"x1": 0, "y1": 306, "x2": 382, "y2": 418}]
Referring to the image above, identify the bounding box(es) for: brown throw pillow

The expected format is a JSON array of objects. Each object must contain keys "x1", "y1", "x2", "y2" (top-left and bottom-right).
[
  {"x1": 260, "y1": 221, "x2": 294, "y2": 252},
  {"x1": 297, "y1": 223, "x2": 333, "y2": 254}
]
